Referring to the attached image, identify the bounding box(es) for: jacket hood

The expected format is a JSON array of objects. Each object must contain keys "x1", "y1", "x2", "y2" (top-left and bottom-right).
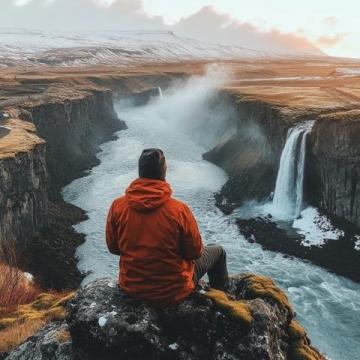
[{"x1": 125, "y1": 178, "x2": 172, "y2": 212}]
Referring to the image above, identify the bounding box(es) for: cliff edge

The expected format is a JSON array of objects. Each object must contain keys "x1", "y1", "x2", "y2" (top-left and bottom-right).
[{"x1": 5, "y1": 274, "x2": 325, "y2": 360}]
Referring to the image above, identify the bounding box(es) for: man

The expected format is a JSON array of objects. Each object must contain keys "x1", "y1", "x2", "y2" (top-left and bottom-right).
[{"x1": 106, "y1": 148, "x2": 228, "y2": 307}]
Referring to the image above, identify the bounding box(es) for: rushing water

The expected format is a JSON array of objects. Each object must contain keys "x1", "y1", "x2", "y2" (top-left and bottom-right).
[
  {"x1": 63, "y1": 76, "x2": 360, "y2": 360},
  {"x1": 272, "y1": 122, "x2": 314, "y2": 220}
]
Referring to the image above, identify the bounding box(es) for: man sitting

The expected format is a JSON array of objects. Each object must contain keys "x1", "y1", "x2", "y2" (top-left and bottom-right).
[{"x1": 106, "y1": 148, "x2": 228, "y2": 306}]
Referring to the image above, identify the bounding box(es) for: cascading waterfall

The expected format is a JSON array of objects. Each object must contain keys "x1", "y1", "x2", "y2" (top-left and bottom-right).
[
  {"x1": 158, "y1": 86, "x2": 163, "y2": 98},
  {"x1": 272, "y1": 121, "x2": 314, "y2": 219}
]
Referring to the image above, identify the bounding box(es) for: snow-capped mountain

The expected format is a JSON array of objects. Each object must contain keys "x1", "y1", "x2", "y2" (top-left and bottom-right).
[{"x1": 0, "y1": 28, "x2": 292, "y2": 68}]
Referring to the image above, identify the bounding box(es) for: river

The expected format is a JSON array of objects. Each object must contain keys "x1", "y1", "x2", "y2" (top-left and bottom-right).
[{"x1": 63, "y1": 74, "x2": 360, "y2": 360}]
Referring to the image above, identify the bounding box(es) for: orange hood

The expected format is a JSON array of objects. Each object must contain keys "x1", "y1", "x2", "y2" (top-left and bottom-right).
[{"x1": 125, "y1": 178, "x2": 172, "y2": 212}]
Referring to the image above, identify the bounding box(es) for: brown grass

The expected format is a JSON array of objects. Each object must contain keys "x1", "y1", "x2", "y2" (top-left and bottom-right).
[
  {"x1": 0, "y1": 319, "x2": 45, "y2": 353},
  {"x1": 0, "y1": 291, "x2": 75, "y2": 330},
  {"x1": 0, "y1": 240, "x2": 75, "y2": 353},
  {"x1": 0, "y1": 291, "x2": 75, "y2": 353},
  {"x1": 0, "y1": 240, "x2": 41, "y2": 310}
]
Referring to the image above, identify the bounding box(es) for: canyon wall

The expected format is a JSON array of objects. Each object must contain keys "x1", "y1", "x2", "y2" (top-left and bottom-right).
[
  {"x1": 22, "y1": 88, "x2": 124, "y2": 198},
  {"x1": 204, "y1": 91, "x2": 298, "y2": 213},
  {"x1": 0, "y1": 120, "x2": 48, "y2": 248},
  {"x1": 308, "y1": 110, "x2": 360, "y2": 227},
  {"x1": 206, "y1": 90, "x2": 360, "y2": 230},
  {"x1": 0, "y1": 73, "x2": 180, "y2": 287}
]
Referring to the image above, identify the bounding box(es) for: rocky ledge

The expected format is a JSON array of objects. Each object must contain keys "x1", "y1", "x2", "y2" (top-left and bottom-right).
[
  {"x1": 237, "y1": 216, "x2": 360, "y2": 282},
  {"x1": 6, "y1": 274, "x2": 325, "y2": 360}
]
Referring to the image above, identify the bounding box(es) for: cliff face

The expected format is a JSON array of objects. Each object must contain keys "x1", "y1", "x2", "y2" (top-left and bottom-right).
[
  {"x1": 0, "y1": 117, "x2": 48, "y2": 248},
  {"x1": 307, "y1": 110, "x2": 360, "y2": 227},
  {"x1": 205, "y1": 89, "x2": 360, "y2": 231},
  {"x1": 204, "y1": 91, "x2": 298, "y2": 213},
  {"x1": 23, "y1": 88, "x2": 124, "y2": 198},
  {"x1": 0, "y1": 74, "x2": 179, "y2": 288},
  {"x1": 0, "y1": 87, "x2": 124, "y2": 286}
]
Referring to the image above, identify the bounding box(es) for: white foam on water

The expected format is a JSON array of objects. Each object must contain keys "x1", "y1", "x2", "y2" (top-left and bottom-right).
[
  {"x1": 293, "y1": 207, "x2": 345, "y2": 246},
  {"x1": 63, "y1": 72, "x2": 360, "y2": 360}
]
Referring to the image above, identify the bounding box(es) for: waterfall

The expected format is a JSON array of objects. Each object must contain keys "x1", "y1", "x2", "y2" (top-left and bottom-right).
[
  {"x1": 158, "y1": 87, "x2": 163, "y2": 98},
  {"x1": 272, "y1": 121, "x2": 314, "y2": 220}
]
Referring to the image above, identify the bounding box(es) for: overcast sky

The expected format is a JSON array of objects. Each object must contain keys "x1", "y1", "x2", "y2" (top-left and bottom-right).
[{"x1": 1, "y1": 0, "x2": 359, "y2": 57}]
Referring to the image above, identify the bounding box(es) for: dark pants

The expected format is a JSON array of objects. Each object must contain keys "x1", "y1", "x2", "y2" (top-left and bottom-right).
[{"x1": 193, "y1": 244, "x2": 228, "y2": 289}]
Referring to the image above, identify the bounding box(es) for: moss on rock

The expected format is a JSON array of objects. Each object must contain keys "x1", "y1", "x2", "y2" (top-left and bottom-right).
[
  {"x1": 205, "y1": 288, "x2": 253, "y2": 329},
  {"x1": 241, "y1": 274, "x2": 294, "y2": 316},
  {"x1": 288, "y1": 320, "x2": 324, "y2": 360}
]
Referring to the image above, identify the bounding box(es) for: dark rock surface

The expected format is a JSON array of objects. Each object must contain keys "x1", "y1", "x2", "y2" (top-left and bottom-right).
[
  {"x1": 63, "y1": 276, "x2": 323, "y2": 360},
  {"x1": 24, "y1": 201, "x2": 87, "y2": 289},
  {"x1": 0, "y1": 140, "x2": 48, "y2": 248},
  {"x1": 237, "y1": 216, "x2": 360, "y2": 282},
  {"x1": 307, "y1": 110, "x2": 360, "y2": 228},
  {"x1": 5, "y1": 275, "x2": 324, "y2": 359},
  {"x1": 5, "y1": 322, "x2": 73, "y2": 360},
  {"x1": 22, "y1": 89, "x2": 125, "y2": 198}
]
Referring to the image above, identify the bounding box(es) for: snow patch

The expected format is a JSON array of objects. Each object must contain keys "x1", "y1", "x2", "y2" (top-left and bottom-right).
[
  {"x1": 336, "y1": 68, "x2": 360, "y2": 76},
  {"x1": 0, "y1": 28, "x2": 271, "y2": 68}
]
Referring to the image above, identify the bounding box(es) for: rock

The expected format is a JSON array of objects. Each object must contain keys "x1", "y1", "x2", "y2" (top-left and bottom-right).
[
  {"x1": 237, "y1": 216, "x2": 360, "y2": 282},
  {"x1": 308, "y1": 110, "x2": 360, "y2": 228},
  {"x1": 5, "y1": 322, "x2": 73, "y2": 360},
  {"x1": 66, "y1": 276, "x2": 324, "y2": 360}
]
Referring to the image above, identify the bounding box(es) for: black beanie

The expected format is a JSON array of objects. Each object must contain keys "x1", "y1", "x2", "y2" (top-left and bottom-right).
[{"x1": 138, "y1": 148, "x2": 166, "y2": 180}]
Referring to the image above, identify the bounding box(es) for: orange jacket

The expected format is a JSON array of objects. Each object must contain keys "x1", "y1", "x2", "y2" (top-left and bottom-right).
[{"x1": 106, "y1": 178, "x2": 204, "y2": 306}]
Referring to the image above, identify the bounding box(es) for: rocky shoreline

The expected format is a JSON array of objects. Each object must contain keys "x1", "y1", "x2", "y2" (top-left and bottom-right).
[{"x1": 236, "y1": 215, "x2": 360, "y2": 282}]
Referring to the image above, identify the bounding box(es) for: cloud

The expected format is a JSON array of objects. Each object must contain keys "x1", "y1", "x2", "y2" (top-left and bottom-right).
[
  {"x1": 13, "y1": 0, "x2": 33, "y2": 6},
  {"x1": 316, "y1": 33, "x2": 347, "y2": 48},
  {"x1": 323, "y1": 16, "x2": 337, "y2": 28},
  {"x1": 2, "y1": 0, "x2": 165, "y2": 30},
  {"x1": 173, "y1": 6, "x2": 323, "y2": 55},
  {"x1": 1, "y1": 0, "x2": 322, "y2": 55}
]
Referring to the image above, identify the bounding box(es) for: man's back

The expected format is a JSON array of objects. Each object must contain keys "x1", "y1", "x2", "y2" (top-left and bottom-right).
[{"x1": 106, "y1": 177, "x2": 203, "y2": 306}]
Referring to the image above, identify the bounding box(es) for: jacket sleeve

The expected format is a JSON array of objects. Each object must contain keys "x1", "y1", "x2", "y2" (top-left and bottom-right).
[
  {"x1": 180, "y1": 204, "x2": 204, "y2": 260},
  {"x1": 106, "y1": 201, "x2": 121, "y2": 256}
]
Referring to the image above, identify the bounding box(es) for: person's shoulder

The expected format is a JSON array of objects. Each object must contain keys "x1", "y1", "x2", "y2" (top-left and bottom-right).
[
  {"x1": 110, "y1": 195, "x2": 127, "y2": 210},
  {"x1": 166, "y1": 197, "x2": 191, "y2": 213}
]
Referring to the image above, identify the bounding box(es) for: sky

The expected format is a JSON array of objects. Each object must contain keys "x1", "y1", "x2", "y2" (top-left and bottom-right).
[{"x1": 1, "y1": 0, "x2": 359, "y2": 58}]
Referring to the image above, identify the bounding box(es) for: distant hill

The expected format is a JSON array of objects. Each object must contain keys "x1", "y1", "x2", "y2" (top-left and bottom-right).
[{"x1": 0, "y1": 28, "x2": 326, "y2": 68}]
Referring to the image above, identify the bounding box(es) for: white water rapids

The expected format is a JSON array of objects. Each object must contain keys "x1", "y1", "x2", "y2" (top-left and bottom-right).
[{"x1": 63, "y1": 74, "x2": 360, "y2": 360}]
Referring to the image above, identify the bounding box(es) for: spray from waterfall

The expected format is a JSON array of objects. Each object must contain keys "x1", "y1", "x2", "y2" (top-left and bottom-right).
[
  {"x1": 158, "y1": 87, "x2": 163, "y2": 98},
  {"x1": 272, "y1": 121, "x2": 314, "y2": 220}
]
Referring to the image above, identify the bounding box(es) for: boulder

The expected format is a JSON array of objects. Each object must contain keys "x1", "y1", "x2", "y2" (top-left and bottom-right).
[
  {"x1": 6, "y1": 274, "x2": 324, "y2": 360},
  {"x1": 65, "y1": 274, "x2": 324, "y2": 360}
]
